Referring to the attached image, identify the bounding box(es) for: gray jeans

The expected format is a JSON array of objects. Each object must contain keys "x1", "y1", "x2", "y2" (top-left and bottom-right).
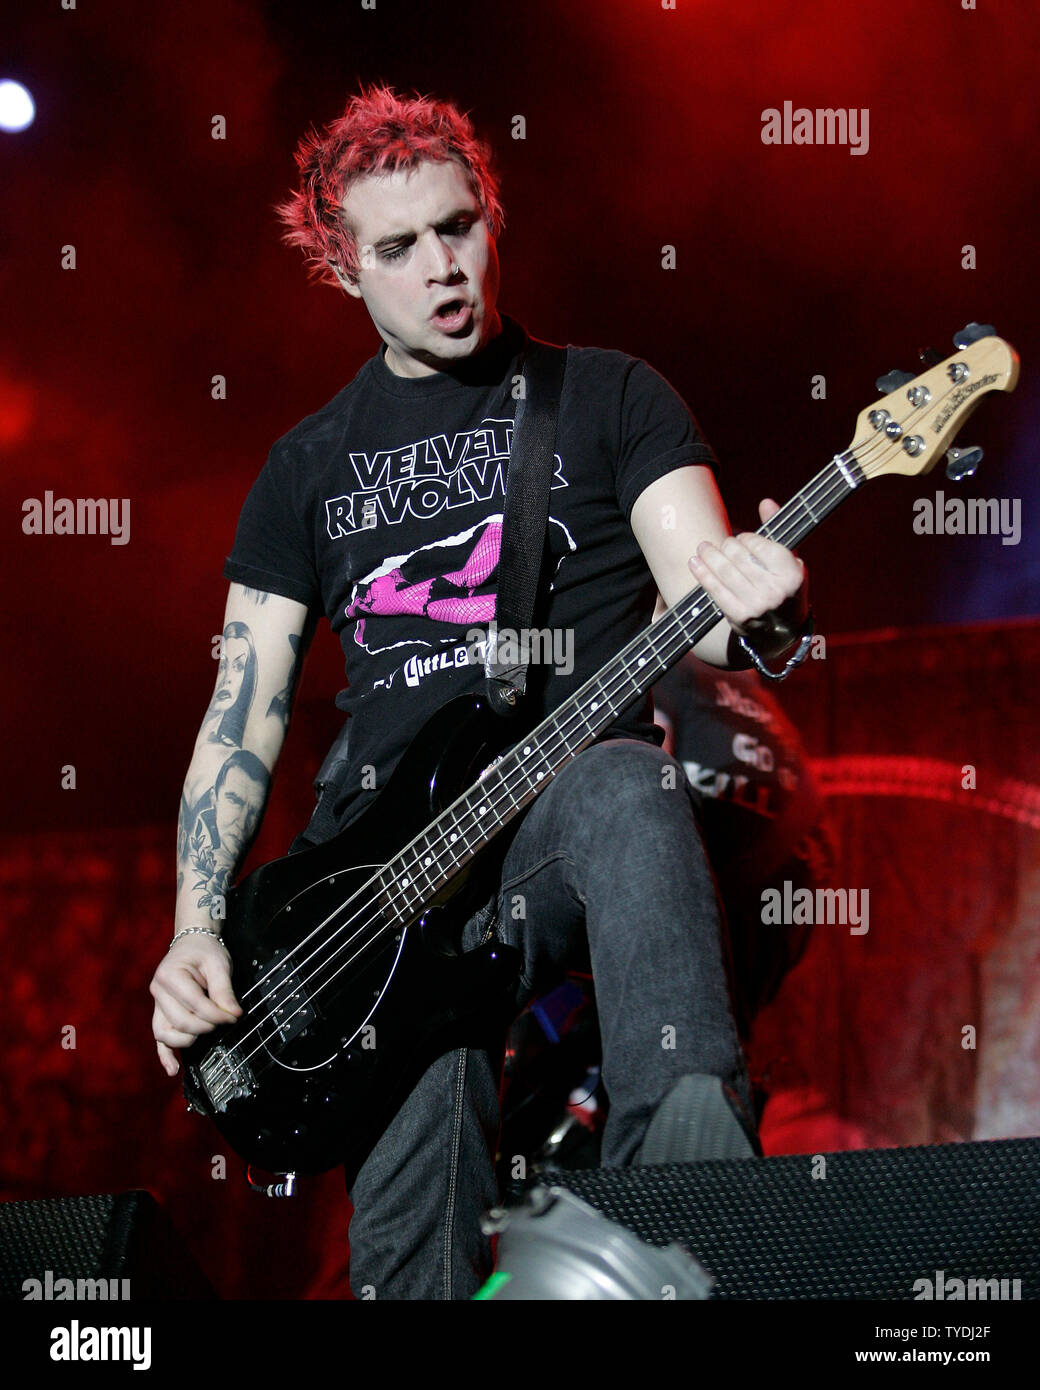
[{"x1": 334, "y1": 737, "x2": 752, "y2": 1300}]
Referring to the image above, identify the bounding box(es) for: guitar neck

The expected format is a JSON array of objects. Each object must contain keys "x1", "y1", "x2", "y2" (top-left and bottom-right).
[{"x1": 374, "y1": 450, "x2": 864, "y2": 917}]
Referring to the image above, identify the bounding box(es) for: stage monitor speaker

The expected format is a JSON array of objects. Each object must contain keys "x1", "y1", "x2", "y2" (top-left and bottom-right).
[
  {"x1": 0, "y1": 1190, "x2": 216, "y2": 1300},
  {"x1": 536, "y1": 1137, "x2": 1040, "y2": 1300}
]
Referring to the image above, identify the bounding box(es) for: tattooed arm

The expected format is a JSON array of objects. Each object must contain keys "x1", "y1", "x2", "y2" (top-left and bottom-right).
[{"x1": 150, "y1": 583, "x2": 313, "y2": 1076}]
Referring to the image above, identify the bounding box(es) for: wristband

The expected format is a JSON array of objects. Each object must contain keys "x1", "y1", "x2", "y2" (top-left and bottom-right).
[
  {"x1": 168, "y1": 926, "x2": 230, "y2": 955},
  {"x1": 738, "y1": 607, "x2": 815, "y2": 682}
]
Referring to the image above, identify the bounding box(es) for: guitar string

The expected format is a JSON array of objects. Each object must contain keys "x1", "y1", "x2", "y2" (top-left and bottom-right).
[
  {"x1": 227, "y1": 354, "x2": 983, "y2": 1076},
  {"x1": 222, "y1": 443, "x2": 884, "y2": 1073}
]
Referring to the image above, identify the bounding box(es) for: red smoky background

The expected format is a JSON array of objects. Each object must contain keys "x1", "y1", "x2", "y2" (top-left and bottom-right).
[{"x1": 1, "y1": 0, "x2": 1038, "y2": 1298}]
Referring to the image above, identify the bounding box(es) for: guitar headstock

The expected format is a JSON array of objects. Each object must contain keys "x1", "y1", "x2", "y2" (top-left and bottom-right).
[{"x1": 848, "y1": 328, "x2": 1019, "y2": 483}]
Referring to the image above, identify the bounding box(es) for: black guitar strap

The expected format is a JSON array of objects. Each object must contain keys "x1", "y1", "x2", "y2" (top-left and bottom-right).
[
  {"x1": 303, "y1": 335, "x2": 567, "y2": 845},
  {"x1": 484, "y1": 338, "x2": 568, "y2": 717}
]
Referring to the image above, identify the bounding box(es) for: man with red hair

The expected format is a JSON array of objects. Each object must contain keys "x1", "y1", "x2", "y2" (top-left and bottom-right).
[{"x1": 150, "y1": 84, "x2": 811, "y2": 1299}]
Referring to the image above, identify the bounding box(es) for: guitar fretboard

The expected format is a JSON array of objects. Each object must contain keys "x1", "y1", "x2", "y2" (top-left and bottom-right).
[{"x1": 374, "y1": 451, "x2": 864, "y2": 918}]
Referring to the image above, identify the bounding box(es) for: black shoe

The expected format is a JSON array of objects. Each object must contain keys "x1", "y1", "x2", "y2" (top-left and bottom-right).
[{"x1": 634, "y1": 1074, "x2": 762, "y2": 1164}]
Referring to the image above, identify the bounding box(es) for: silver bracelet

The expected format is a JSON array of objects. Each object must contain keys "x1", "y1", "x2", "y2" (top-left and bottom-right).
[
  {"x1": 738, "y1": 608, "x2": 815, "y2": 682},
  {"x1": 168, "y1": 926, "x2": 230, "y2": 954}
]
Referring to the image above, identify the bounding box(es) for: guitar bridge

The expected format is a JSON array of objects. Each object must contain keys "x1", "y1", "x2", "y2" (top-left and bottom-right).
[{"x1": 198, "y1": 1045, "x2": 256, "y2": 1114}]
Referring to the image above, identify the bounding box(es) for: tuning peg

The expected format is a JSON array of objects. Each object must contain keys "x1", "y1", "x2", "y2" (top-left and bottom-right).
[
  {"x1": 953, "y1": 322, "x2": 996, "y2": 349},
  {"x1": 945, "y1": 446, "x2": 983, "y2": 481},
  {"x1": 876, "y1": 368, "x2": 915, "y2": 394},
  {"x1": 918, "y1": 347, "x2": 943, "y2": 367}
]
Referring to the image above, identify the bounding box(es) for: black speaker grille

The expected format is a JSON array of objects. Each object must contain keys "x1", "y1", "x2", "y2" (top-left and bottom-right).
[
  {"x1": 540, "y1": 1138, "x2": 1040, "y2": 1299},
  {"x1": 0, "y1": 1193, "x2": 150, "y2": 1298}
]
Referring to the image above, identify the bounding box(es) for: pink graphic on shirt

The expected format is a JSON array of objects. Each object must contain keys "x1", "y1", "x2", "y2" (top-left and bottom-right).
[
  {"x1": 425, "y1": 593, "x2": 496, "y2": 624},
  {"x1": 347, "y1": 520, "x2": 502, "y2": 645},
  {"x1": 442, "y1": 522, "x2": 501, "y2": 587},
  {"x1": 349, "y1": 570, "x2": 434, "y2": 619}
]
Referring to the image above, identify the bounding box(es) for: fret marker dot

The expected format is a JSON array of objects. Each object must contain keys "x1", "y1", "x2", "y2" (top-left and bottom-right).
[
  {"x1": 450, "y1": 833, "x2": 457, "y2": 842},
  {"x1": 524, "y1": 746, "x2": 531, "y2": 755},
  {"x1": 591, "y1": 701, "x2": 599, "y2": 711},
  {"x1": 424, "y1": 856, "x2": 432, "y2": 866},
  {"x1": 536, "y1": 771, "x2": 544, "y2": 780},
  {"x1": 638, "y1": 656, "x2": 646, "y2": 666},
  {"x1": 402, "y1": 877, "x2": 410, "y2": 888},
  {"x1": 479, "y1": 805, "x2": 487, "y2": 815}
]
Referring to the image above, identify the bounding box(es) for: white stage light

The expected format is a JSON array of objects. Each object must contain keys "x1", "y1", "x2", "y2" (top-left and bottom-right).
[{"x1": 0, "y1": 80, "x2": 35, "y2": 133}]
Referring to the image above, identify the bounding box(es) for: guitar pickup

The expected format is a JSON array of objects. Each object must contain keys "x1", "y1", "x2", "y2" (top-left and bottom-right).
[{"x1": 265, "y1": 955, "x2": 317, "y2": 1047}]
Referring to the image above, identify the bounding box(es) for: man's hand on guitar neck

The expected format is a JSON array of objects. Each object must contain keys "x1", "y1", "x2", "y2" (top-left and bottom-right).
[
  {"x1": 151, "y1": 933, "x2": 242, "y2": 1077},
  {"x1": 632, "y1": 472, "x2": 809, "y2": 668},
  {"x1": 689, "y1": 497, "x2": 809, "y2": 660}
]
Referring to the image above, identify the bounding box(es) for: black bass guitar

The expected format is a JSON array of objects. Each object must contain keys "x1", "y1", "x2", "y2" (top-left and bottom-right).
[{"x1": 182, "y1": 327, "x2": 1019, "y2": 1180}]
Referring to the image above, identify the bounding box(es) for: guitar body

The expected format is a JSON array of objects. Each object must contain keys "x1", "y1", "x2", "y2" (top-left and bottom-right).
[{"x1": 182, "y1": 692, "x2": 526, "y2": 1177}]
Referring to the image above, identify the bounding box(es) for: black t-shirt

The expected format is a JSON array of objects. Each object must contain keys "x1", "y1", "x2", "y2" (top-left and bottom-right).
[{"x1": 224, "y1": 314, "x2": 717, "y2": 826}]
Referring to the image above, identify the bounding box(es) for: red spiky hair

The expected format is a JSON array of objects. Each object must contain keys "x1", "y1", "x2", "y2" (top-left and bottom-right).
[{"x1": 274, "y1": 83, "x2": 505, "y2": 289}]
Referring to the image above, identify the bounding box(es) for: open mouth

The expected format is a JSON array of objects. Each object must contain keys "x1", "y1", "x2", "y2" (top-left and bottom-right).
[{"x1": 432, "y1": 300, "x2": 472, "y2": 332}]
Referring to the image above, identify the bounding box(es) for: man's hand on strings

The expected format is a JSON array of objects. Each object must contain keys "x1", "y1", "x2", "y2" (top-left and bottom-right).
[
  {"x1": 688, "y1": 498, "x2": 809, "y2": 657},
  {"x1": 150, "y1": 934, "x2": 242, "y2": 1077}
]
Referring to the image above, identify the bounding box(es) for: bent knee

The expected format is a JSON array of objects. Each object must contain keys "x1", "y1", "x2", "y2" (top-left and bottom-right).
[{"x1": 570, "y1": 738, "x2": 693, "y2": 810}]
